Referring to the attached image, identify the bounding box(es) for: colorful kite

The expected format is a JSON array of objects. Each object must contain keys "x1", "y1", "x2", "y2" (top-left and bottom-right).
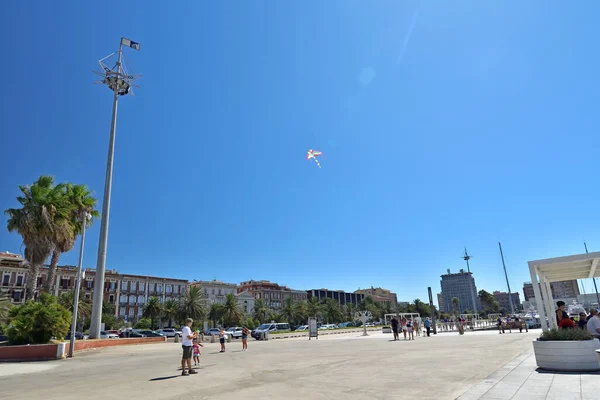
[{"x1": 306, "y1": 149, "x2": 323, "y2": 168}]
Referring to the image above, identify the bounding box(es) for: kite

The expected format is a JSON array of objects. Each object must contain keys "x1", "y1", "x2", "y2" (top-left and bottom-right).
[{"x1": 306, "y1": 149, "x2": 323, "y2": 168}]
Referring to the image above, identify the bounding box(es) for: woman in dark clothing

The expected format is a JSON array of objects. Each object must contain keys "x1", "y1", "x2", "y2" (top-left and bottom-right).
[
  {"x1": 556, "y1": 301, "x2": 569, "y2": 326},
  {"x1": 577, "y1": 312, "x2": 588, "y2": 329}
]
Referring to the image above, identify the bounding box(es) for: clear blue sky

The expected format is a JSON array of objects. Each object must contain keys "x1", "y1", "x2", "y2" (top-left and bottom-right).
[{"x1": 2, "y1": 1, "x2": 600, "y2": 304}]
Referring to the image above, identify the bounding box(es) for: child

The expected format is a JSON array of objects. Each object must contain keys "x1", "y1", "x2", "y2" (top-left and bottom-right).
[
  {"x1": 219, "y1": 327, "x2": 226, "y2": 353},
  {"x1": 192, "y1": 338, "x2": 203, "y2": 365}
]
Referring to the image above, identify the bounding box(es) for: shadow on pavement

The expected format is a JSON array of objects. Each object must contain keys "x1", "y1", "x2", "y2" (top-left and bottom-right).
[
  {"x1": 535, "y1": 368, "x2": 600, "y2": 376},
  {"x1": 149, "y1": 375, "x2": 179, "y2": 381}
]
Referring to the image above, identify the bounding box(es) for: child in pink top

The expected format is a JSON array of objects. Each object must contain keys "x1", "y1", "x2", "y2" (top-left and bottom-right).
[{"x1": 192, "y1": 338, "x2": 203, "y2": 366}]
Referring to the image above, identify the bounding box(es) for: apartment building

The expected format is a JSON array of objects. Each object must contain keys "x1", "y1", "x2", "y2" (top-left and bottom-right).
[
  {"x1": 307, "y1": 288, "x2": 364, "y2": 306},
  {"x1": 523, "y1": 280, "x2": 580, "y2": 302},
  {"x1": 492, "y1": 290, "x2": 521, "y2": 312},
  {"x1": 440, "y1": 269, "x2": 479, "y2": 313},
  {"x1": 0, "y1": 251, "x2": 26, "y2": 303},
  {"x1": 354, "y1": 287, "x2": 397, "y2": 304},
  {"x1": 189, "y1": 280, "x2": 237, "y2": 305},
  {"x1": 237, "y1": 280, "x2": 307, "y2": 311}
]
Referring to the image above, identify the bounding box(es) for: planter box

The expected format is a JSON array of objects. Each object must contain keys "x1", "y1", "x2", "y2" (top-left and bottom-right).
[
  {"x1": 533, "y1": 339, "x2": 600, "y2": 371},
  {"x1": 382, "y1": 328, "x2": 392, "y2": 334}
]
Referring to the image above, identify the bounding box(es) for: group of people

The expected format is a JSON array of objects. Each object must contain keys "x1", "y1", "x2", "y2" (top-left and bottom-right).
[
  {"x1": 180, "y1": 318, "x2": 251, "y2": 376},
  {"x1": 555, "y1": 301, "x2": 600, "y2": 338},
  {"x1": 389, "y1": 316, "x2": 433, "y2": 340}
]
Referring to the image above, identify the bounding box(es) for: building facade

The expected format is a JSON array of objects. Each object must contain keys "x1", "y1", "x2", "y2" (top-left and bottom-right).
[
  {"x1": 0, "y1": 251, "x2": 187, "y2": 324},
  {"x1": 492, "y1": 291, "x2": 521, "y2": 312},
  {"x1": 440, "y1": 269, "x2": 479, "y2": 313},
  {"x1": 307, "y1": 289, "x2": 364, "y2": 306},
  {"x1": 237, "y1": 280, "x2": 307, "y2": 312},
  {"x1": 354, "y1": 287, "x2": 396, "y2": 304},
  {"x1": 437, "y1": 293, "x2": 445, "y2": 312},
  {"x1": 523, "y1": 280, "x2": 580, "y2": 302},
  {"x1": 189, "y1": 280, "x2": 237, "y2": 305}
]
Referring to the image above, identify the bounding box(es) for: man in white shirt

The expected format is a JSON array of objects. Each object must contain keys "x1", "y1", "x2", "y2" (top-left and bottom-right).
[
  {"x1": 586, "y1": 309, "x2": 600, "y2": 339},
  {"x1": 181, "y1": 318, "x2": 198, "y2": 376}
]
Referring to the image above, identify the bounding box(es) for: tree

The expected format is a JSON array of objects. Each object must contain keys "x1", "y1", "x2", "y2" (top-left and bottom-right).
[
  {"x1": 179, "y1": 286, "x2": 206, "y2": 323},
  {"x1": 7, "y1": 293, "x2": 71, "y2": 345},
  {"x1": 343, "y1": 302, "x2": 356, "y2": 321},
  {"x1": 281, "y1": 296, "x2": 296, "y2": 325},
  {"x1": 253, "y1": 299, "x2": 270, "y2": 323},
  {"x1": 478, "y1": 290, "x2": 499, "y2": 313},
  {"x1": 242, "y1": 316, "x2": 259, "y2": 330},
  {"x1": 306, "y1": 297, "x2": 322, "y2": 319},
  {"x1": 143, "y1": 297, "x2": 162, "y2": 330},
  {"x1": 451, "y1": 297, "x2": 460, "y2": 315},
  {"x1": 135, "y1": 318, "x2": 152, "y2": 329},
  {"x1": 5, "y1": 176, "x2": 73, "y2": 298},
  {"x1": 162, "y1": 299, "x2": 179, "y2": 327},
  {"x1": 58, "y1": 290, "x2": 91, "y2": 329},
  {"x1": 222, "y1": 293, "x2": 244, "y2": 327},
  {"x1": 46, "y1": 184, "x2": 99, "y2": 293},
  {"x1": 321, "y1": 298, "x2": 342, "y2": 324},
  {"x1": 293, "y1": 300, "x2": 308, "y2": 325},
  {"x1": 209, "y1": 303, "x2": 225, "y2": 326}
]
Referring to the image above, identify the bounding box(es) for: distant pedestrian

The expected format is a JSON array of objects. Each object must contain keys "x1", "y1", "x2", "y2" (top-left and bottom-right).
[
  {"x1": 391, "y1": 317, "x2": 399, "y2": 341},
  {"x1": 401, "y1": 318, "x2": 408, "y2": 340},
  {"x1": 181, "y1": 318, "x2": 198, "y2": 376},
  {"x1": 406, "y1": 319, "x2": 414, "y2": 340},
  {"x1": 414, "y1": 319, "x2": 421, "y2": 336},
  {"x1": 219, "y1": 327, "x2": 226, "y2": 353},
  {"x1": 241, "y1": 327, "x2": 249, "y2": 351},
  {"x1": 424, "y1": 317, "x2": 432, "y2": 337}
]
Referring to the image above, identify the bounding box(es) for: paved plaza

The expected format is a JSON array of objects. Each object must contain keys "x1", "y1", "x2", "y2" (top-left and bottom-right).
[{"x1": 1, "y1": 329, "x2": 598, "y2": 399}]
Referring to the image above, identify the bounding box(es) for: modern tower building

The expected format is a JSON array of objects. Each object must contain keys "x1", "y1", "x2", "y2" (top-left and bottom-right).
[{"x1": 440, "y1": 269, "x2": 479, "y2": 313}]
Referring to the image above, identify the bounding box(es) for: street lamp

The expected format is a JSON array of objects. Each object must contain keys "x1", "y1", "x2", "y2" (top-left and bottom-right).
[
  {"x1": 69, "y1": 211, "x2": 91, "y2": 357},
  {"x1": 89, "y1": 38, "x2": 141, "y2": 339}
]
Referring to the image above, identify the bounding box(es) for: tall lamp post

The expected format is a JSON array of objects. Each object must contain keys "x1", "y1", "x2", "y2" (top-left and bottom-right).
[
  {"x1": 89, "y1": 37, "x2": 141, "y2": 339},
  {"x1": 69, "y1": 212, "x2": 90, "y2": 357}
]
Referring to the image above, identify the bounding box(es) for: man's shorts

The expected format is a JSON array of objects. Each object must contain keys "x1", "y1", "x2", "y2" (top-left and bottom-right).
[
  {"x1": 392, "y1": 327, "x2": 398, "y2": 334},
  {"x1": 182, "y1": 345, "x2": 193, "y2": 359}
]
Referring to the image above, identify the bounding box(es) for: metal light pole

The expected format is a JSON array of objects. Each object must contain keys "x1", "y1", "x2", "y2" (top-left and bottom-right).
[
  {"x1": 498, "y1": 242, "x2": 515, "y2": 315},
  {"x1": 584, "y1": 243, "x2": 600, "y2": 306},
  {"x1": 463, "y1": 248, "x2": 478, "y2": 315},
  {"x1": 89, "y1": 38, "x2": 140, "y2": 338},
  {"x1": 69, "y1": 212, "x2": 89, "y2": 357}
]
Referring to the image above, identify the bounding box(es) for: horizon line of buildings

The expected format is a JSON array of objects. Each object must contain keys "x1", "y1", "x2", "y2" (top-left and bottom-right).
[{"x1": 1, "y1": 251, "x2": 398, "y2": 324}]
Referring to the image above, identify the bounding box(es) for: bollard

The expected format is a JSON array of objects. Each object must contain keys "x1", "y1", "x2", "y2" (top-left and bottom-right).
[
  {"x1": 174, "y1": 334, "x2": 179, "y2": 343},
  {"x1": 211, "y1": 335, "x2": 215, "y2": 343},
  {"x1": 227, "y1": 334, "x2": 232, "y2": 343}
]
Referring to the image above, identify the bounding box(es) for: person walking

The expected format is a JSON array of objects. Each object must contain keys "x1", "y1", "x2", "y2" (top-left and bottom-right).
[
  {"x1": 406, "y1": 319, "x2": 414, "y2": 340},
  {"x1": 401, "y1": 318, "x2": 408, "y2": 340},
  {"x1": 391, "y1": 317, "x2": 399, "y2": 341},
  {"x1": 219, "y1": 327, "x2": 227, "y2": 353},
  {"x1": 181, "y1": 318, "x2": 198, "y2": 376},
  {"x1": 241, "y1": 327, "x2": 249, "y2": 351},
  {"x1": 424, "y1": 317, "x2": 432, "y2": 337}
]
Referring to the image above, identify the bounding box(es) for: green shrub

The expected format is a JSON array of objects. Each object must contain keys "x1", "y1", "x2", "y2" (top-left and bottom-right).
[
  {"x1": 539, "y1": 327, "x2": 594, "y2": 341},
  {"x1": 134, "y1": 318, "x2": 152, "y2": 329},
  {"x1": 7, "y1": 294, "x2": 71, "y2": 345},
  {"x1": 382, "y1": 326, "x2": 391, "y2": 329}
]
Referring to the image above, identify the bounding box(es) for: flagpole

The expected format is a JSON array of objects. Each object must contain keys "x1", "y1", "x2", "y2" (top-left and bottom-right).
[{"x1": 89, "y1": 40, "x2": 123, "y2": 339}]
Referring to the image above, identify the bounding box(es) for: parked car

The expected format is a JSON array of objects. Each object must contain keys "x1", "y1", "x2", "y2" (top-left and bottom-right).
[
  {"x1": 64, "y1": 331, "x2": 86, "y2": 340},
  {"x1": 319, "y1": 324, "x2": 338, "y2": 330},
  {"x1": 225, "y1": 327, "x2": 244, "y2": 339},
  {"x1": 295, "y1": 325, "x2": 308, "y2": 331},
  {"x1": 251, "y1": 323, "x2": 290, "y2": 340},
  {"x1": 0, "y1": 333, "x2": 8, "y2": 342},
  {"x1": 119, "y1": 329, "x2": 146, "y2": 338},
  {"x1": 99, "y1": 331, "x2": 119, "y2": 339},
  {"x1": 157, "y1": 328, "x2": 182, "y2": 338},
  {"x1": 107, "y1": 330, "x2": 121, "y2": 336},
  {"x1": 205, "y1": 328, "x2": 221, "y2": 336},
  {"x1": 137, "y1": 330, "x2": 165, "y2": 338},
  {"x1": 365, "y1": 323, "x2": 375, "y2": 328}
]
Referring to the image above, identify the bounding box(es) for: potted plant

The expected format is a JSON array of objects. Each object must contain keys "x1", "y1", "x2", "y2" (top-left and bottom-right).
[
  {"x1": 533, "y1": 328, "x2": 600, "y2": 371},
  {"x1": 381, "y1": 326, "x2": 392, "y2": 334}
]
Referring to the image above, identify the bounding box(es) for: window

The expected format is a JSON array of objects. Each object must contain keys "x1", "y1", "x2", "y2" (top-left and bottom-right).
[
  {"x1": 119, "y1": 308, "x2": 126, "y2": 316},
  {"x1": 109, "y1": 295, "x2": 114, "y2": 303},
  {"x1": 139, "y1": 282, "x2": 145, "y2": 292},
  {"x1": 137, "y1": 308, "x2": 143, "y2": 316},
  {"x1": 2, "y1": 275, "x2": 9, "y2": 286},
  {"x1": 138, "y1": 295, "x2": 145, "y2": 304},
  {"x1": 166, "y1": 285, "x2": 172, "y2": 294},
  {"x1": 60, "y1": 278, "x2": 69, "y2": 290},
  {"x1": 128, "y1": 308, "x2": 134, "y2": 317},
  {"x1": 218, "y1": 289, "x2": 222, "y2": 296},
  {"x1": 120, "y1": 295, "x2": 127, "y2": 304},
  {"x1": 212, "y1": 289, "x2": 215, "y2": 295},
  {"x1": 121, "y1": 281, "x2": 127, "y2": 290},
  {"x1": 157, "y1": 284, "x2": 162, "y2": 294},
  {"x1": 86, "y1": 280, "x2": 92, "y2": 290},
  {"x1": 85, "y1": 293, "x2": 91, "y2": 300},
  {"x1": 110, "y1": 281, "x2": 116, "y2": 290},
  {"x1": 174, "y1": 285, "x2": 179, "y2": 294},
  {"x1": 16, "y1": 275, "x2": 23, "y2": 286},
  {"x1": 129, "y1": 295, "x2": 135, "y2": 304},
  {"x1": 12, "y1": 291, "x2": 22, "y2": 302}
]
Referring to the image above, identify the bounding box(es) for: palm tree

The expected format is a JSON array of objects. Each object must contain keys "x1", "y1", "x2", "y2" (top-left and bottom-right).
[
  {"x1": 293, "y1": 300, "x2": 308, "y2": 325},
  {"x1": 451, "y1": 297, "x2": 460, "y2": 315},
  {"x1": 144, "y1": 297, "x2": 162, "y2": 329},
  {"x1": 281, "y1": 296, "x2": 296, "y2": 325},
  {"x1": 306, "y1": 297, "x2": 322, "y2": 319},
  {"x1": 46, "y1": 184, "x2": 99, "y2": 293},
  {"x1": 179, "y1": 286, "x2": 206, "y2": 323},
  {"x1": 321, "y1": 298, "x2": 342, "y2": 324},
  {"x1": 209, "y1": 303, "x2": 224, "y2": 326},
  {"x1": 222, "y1": 293, "x2": 244, "y2": 327},
  {"x1": 162, "y1": 299, "x2": 179, "y2": 327},
  {"x1": 253, "y1": 298, "x2": 270, "y2": 323},
  {"x1": 344, "y1": 302, "x2": 356, "y2": 321},
  {"x1": 5, "y1": 176, "x2": 72, "y2": 299},
  {"x1": 58, "y1": 290, "x2": 91, "y2": 329}
]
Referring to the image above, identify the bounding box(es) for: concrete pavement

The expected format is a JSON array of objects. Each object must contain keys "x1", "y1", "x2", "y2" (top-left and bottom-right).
[{"x1": 1, "y1": 329, "x2": 546, "y2": 400}]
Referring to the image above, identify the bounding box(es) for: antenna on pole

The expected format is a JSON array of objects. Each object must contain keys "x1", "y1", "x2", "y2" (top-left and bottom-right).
[
  {"x1": 462, "y1": 247, "x2": 478, "y2": 314},
  {"x1": 499, "y1": 242, "x2": 515, "y2": 315}
]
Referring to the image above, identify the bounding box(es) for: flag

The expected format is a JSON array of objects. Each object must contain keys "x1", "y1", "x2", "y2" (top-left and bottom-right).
[{"x1": 121, "y1": 37, "x2": 140, "y2": 51}]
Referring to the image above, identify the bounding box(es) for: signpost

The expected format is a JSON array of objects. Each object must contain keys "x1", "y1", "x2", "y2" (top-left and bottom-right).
[{"x1": 308, "y1": 318, "x2": 318, "y2": 340}]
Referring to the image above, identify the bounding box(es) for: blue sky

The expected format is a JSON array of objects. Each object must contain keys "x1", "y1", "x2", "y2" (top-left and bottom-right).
[{"x1": 2, "y1": 1, "x2": 600, "y2": 304}]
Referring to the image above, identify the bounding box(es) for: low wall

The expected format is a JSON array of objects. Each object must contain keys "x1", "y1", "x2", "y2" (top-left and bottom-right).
[
  {"x1": 0, "y1": 337, "x2": 166, "y2": 362},
  {"x1": 269, "y1": 327, "x2": 380, "y2": 340}
]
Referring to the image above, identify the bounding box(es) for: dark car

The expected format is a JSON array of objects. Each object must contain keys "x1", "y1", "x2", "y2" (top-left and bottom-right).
[
  {"x1": 119, "y1": 330, "x2": 146, "y2": 338},
  {"x1": 137, "y1": 330, "x2": 164, "y2": 338},
  {"x1": 0, "y1": 333, "x2": 8, "y2": 342},
  {"x1": 64, "y1": 332, "x2": 86, "y2": 340}
]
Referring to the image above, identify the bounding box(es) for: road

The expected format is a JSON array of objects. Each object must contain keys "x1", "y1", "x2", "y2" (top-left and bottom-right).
[{"x1": 0, "y1": 329, "x2": 541, "y2": 400}]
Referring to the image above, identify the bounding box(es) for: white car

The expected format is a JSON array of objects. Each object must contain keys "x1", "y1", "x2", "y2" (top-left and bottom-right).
[
  {"x1": 318, "y1": 324, "x2": 337, "y2": 330},
  {"x1": 295, "y1": 325, "x2": 308, "y2": 331},
  {"x1": 157, "y1": 328, "x2": 182, "y2": 338},
  {"x1": 365, "y1": 323, "x2": 375, "y2": 328},
  {"x1": 99, "y1": 331, "x2": 119, "y2": 339},
  {"x1": 225, "y1": 327, "x2": 244, "y2": 339}
]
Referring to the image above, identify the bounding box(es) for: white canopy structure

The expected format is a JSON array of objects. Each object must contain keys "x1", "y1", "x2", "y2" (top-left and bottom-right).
[{"x1": 528, "y1": 251, "x2": 600, "y2": 330}]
